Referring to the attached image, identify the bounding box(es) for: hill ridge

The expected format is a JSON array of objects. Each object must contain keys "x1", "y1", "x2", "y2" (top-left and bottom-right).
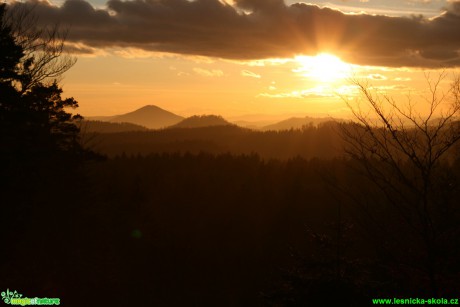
[{"x1": 170, "y1": 114, "x2": 234, "y2": 128}]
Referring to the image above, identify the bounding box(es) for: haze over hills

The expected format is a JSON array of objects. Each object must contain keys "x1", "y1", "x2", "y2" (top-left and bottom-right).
[
  {"x1": 88, "y1": 105, "x2": 184, "y2": 129},
  {"x1": 85, "y1": 105, "x2": 345, "y2": 132},
  {"x1": 262, "y1": 116, "x2": 339, "y2": 131},
  {"x1": 80, "y1": 120, "x2": 148, "y2": 133},
  {"x1": 232, "y1": 120, "x2": 278, "y2": 130},
  {"x1": 170, "y1": 115, "x2": 234, "y2": 129},
  {"x1": 87, "y1": 115, "x2": 117, "y2": 122}
]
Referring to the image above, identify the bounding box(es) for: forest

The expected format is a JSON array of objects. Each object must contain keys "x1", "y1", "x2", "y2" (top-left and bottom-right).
[
  {"x1": 82, "y1": 122, "x2": 344, "y2": 160},
  {"x1": 4, "y1": 124, "x2": 460, "y2": 306},
  {"x1": 2, "y1": 3, "x2": 460, "y2": 306}
]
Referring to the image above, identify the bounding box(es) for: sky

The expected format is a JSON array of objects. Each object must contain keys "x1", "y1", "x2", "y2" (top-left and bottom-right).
[{"x1": 8, "y1": 0, "x2": 460, "y2": 119}]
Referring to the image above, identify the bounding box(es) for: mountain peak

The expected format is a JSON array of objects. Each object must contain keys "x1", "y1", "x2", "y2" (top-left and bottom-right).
[
  {"x1": 137, "y1": 105, "x2": 162, "y2": 111},
  {"x1": 109, "y1": 105, "x2": 184, "y2": 129}
]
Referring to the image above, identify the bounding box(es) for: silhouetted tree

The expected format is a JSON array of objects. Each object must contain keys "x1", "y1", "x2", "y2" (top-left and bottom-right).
[
  {"x1": 340, "y1": 72, "x2": 460, "y2": 296},
  {"x1": 1, "y1": 5, "x2": 96, "y2": 300},
  {"x1": 1, "y1": 1, "x2": 89, "y2": 247},
  {"x1": 0, "y1": 3, "x2": 82, "y2": 168}
]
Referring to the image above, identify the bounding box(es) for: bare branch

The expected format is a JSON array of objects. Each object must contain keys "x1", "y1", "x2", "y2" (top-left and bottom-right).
[{"x1": 4, "y1": 3, "x2": 76, "y2": 92}]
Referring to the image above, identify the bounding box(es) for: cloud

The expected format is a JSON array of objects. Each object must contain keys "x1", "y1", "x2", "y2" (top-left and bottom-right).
[
  {"x1": 193, "y1": 68, "x2": 224, "y2": 77},
  {"x1": 367, "y1": 74, "x2": 387, "y2": 80},
  {"x1": 241, "y1": 70, "x2": 261, "y2": 78},
  {"x1": 258, "y1": 91, "x2": 332, "y2": 99},
  {"x1": 369, "y1": 85, "x2": 411, "y2": 92},
  {"x1": 258, "y1": 86, "x2": 340, "y2": 98},
  {"x1": 63, "y1": 42, "x2": 107, "y2": 56},
  {"x1": 7, "y1": 0, "x2": 460, "y2": 67},
  {"x1": 407, "y1": 0, "x2": 433, "y2": 3},
  {"x1": 258, "y1": 84, "x2": 361, "y2": 98},
  {"x1": 177, "y1": 71, "x2": 191, "y2": 77}
]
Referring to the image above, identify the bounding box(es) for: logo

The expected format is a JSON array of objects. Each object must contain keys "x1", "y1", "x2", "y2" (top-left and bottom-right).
[{"x1": 1, "y1": 289, "x2": 60, "y2": 306}]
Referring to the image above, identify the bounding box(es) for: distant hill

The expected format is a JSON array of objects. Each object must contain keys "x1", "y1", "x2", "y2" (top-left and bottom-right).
[
  {"x1": 170, "y1": 115, "x2": 234, "y2": 128},
  {"x1": 231, "y1": 120, "x2": 277, "y2": 130},
  {"x1": 262, "y1": 116, "x2": 338, "y2": 131},
  {"x1": 106, "y1": 105, "x2": 184, "y2": 129},
  {"x1": 87, "y1": 115, "x2": 116, "y2": 122},
  {"x1": 80, "y1": 120, "x2": 148, "y2": 133}
]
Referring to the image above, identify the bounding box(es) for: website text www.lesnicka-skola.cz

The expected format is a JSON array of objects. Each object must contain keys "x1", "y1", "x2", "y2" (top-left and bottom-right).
[{"x1": 372, "y1": 298, "x2": 459, "y2": 305}]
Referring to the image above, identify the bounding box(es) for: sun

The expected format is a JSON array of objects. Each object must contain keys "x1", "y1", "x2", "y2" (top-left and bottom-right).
[{"x1": 294, "y1": 53, "x2": 352, "y2": 82}]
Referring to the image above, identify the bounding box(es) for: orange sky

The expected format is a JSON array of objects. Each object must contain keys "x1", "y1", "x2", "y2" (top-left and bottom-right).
[
  {"x1": 63, "y1": 52, "x2": 454, "y2": 120},
  {"x1": 9, "y1": 0, "x2": 460, "y2": 119}
]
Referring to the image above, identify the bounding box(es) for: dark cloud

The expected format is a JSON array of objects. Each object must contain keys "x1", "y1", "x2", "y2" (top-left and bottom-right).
[
  {"x1": 420, "y1": 48, "x2": 458, "y2": 60},
  {"x1": 7, "y1": 0, "x2": 460, "y2": 67},
  {"x1": 234, "y1": 0, "x2": 285, "y2": 12}
]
